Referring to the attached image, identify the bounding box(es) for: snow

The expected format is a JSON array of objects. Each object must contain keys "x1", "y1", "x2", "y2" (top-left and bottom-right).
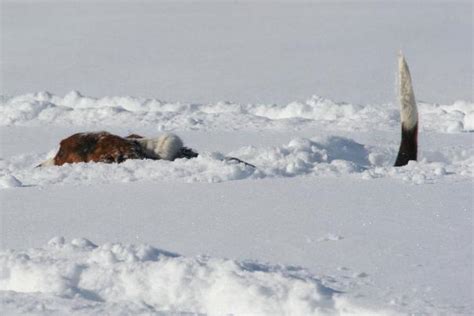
[
  {"x1": 0, "y1": 237, "x2": 383, "y2": 315},
  {"x1": 1, "y1": 1, "x2": 473, "y2": 315},
  {"x1": 0, "y1": 175, "x2": 22, "y2": 189},
  {"x1": 1, "y1": 92, "x2": 473, "y2": 134},
  {"x1": 1, "y1": 176, "x2": 472, "y2": 315},
  {"x1": 0, "y1": 92, "x2": 472, "y2": 187},
  {"x1": 1, "y1": 98, "x2": 472, "y2": 314},
  {"x1": 1, "y1": 1, "x2": 471, "y2": 105}
]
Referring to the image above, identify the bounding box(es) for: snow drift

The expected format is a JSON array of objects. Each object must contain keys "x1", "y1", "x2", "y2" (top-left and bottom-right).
[
  {"x1": 0, "y1": 237, "x2": 383, "y2": 315},
  {"x1": 0, "y1": 91, "x2": 472, "y2": 189},
  {"x1": 1, "y1": 135, "x2": 472, "y2": 188},
  {"x1": 1, "y1": 91, "x2": 472, "y2": 133}
]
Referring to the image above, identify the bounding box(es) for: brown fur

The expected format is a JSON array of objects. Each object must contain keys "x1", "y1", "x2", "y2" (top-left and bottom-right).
[
  {"x1": 52, "y1": 132, "x2": 149, "y2": 166},
  {"x1": 125, "y1": 134, "x2": 144, "y2": 139},
  {"x1": 43, "y1": 132, "x2": 200, "y2": 166}
]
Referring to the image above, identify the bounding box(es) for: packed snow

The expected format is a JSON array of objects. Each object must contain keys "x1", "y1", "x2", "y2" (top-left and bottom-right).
[{"x1": 1, "y1": 1, "x2": 472, "y2": 315}]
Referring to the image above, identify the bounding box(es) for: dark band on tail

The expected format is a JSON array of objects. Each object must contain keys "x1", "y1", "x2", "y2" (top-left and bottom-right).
[
  {"x1": 395, "y1": 53, "x2": 418, "y2": 167},
  {"x1": 394, "y1": 123, "x2": 418, "y2": 167}
]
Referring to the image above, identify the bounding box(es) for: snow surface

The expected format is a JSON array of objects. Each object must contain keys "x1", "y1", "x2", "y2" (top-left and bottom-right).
[
  {"x1": 0, "y1": 237, "x2": 384, "y2": 315},
  {"x1": 1, "y1": 1, "x2": 472, "y2": 105},
  {"x1": 1, "y1": 92, "x2": 472, "y2": 188},
  {"x1": 1, "y1": 91, "x2": 473, "y2": 133},
  {"x1": 1, "y1": 1, "x2": 473, "y2": 315},
  {"x1": 1, "y1": 91, "x2": 472, "y2": 315}
]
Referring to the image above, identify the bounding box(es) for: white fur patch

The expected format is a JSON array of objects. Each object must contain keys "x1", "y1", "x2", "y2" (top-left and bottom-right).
[
  {"x1": 398, "y1": 53, "x2": 418, "y2": 130},
  {"x1": 38, "y1": 157, "x2": 55, "y2": 167},
  {"x1": 138, "y1": 133, "x2": 183, "y2": 161}
]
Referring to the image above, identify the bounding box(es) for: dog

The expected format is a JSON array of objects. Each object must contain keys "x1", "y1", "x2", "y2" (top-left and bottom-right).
[
  {"x1": 38, "y1": 132, "x2": 194, "y2": 166},
  {"x1": 39, "y1": 54, "x2": 418, "y2": 168},
  {"x1": 38, "y1": 132, "x2": 255, "y2": 167}
]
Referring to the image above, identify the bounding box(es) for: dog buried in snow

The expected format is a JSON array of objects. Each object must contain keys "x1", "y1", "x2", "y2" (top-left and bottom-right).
[
  {"x1": 39, "y1": 54, "x2": 418, "y2": 168},
  {"x1": 38, "y1": 132, "x2": 253, "y2": 167}
]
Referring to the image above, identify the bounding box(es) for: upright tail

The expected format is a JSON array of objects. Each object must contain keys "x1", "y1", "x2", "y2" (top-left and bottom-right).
[{"x1": 394, "y1": 53, "x2": 418, "y2": 167}]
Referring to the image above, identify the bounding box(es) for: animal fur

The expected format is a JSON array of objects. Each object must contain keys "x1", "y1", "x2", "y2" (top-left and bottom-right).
[
  {"x1": 394, "y1": 53, "x2": 418, "y2": 167},
  {"x1": 39, "y1": 132, "x2": 192, "y2": 166},
  {"x1": 136, "y1": 134, "x2": 183, "y2": 161}
]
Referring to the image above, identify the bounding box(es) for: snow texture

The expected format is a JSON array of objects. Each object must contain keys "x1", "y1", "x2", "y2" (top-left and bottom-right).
[
  {"x1": 0, "y1": 90, "x2": 472, "y2": 315},
  {"x1": 1, "y1": 91, "x2": 472, "y2": 133},
  {"x1": 0, "y1": 237, "x2": 386, "y2": 316},
  {"x1": 0, "y1": 91, "x2": 472, "y2": 314},
  {"x1": 0, "y1": 92, "x2": 472, "y2": 188}
]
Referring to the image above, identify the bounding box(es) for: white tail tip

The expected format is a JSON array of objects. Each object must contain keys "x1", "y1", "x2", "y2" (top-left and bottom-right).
[
  {"x1": 398, "y1": 53, "x2": 418, "y2": 130},
  {"x1": 394, "y1": 53, "x2": 418, "y2": 167}
]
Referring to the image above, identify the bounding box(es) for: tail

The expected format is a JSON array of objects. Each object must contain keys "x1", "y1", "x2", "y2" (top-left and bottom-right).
[{"x1": 394, "y1": 53, "x2": 418, "y2": 167}]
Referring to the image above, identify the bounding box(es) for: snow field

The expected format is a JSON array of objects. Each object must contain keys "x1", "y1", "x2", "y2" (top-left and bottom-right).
[
  {"x1": 1, "y1": 1, "x2": 472, "y2": 314},
  {"x1": 0, "y1": 92, "x2": 471, "y2": 313},
  {"x1": 0, "y1": 89, "x2": 472, "y2": 315},
  {"x1": 0, "y1": 237, "x2": 384, "y2": 316}
]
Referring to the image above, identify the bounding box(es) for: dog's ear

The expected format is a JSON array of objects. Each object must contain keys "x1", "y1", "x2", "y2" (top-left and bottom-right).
[{"x1": 394, "y1": 53, "x2": 418, "y2": 167}]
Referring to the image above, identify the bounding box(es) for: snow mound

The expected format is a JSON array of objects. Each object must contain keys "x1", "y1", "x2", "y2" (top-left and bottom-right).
[
  {"x1": 1, "y1": 136, "x2": 471, "y2": 188},
  {"x1": 1, "y1": 91, "x2": 472, "y2": 133},
  {"x1": 418, "y1": 100, "x2": 474, "y2": 133},
  {"x1": 0, "y1": 175, "x2": 22, "y2": 188},
  {"x1": 0, "y1": 238, "x2": 382, "y2": 315}
]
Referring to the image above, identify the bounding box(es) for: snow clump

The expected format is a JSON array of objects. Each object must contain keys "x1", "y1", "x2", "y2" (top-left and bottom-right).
[{"x1": 0, "y1": 238, "x2": 382, "y2": 315}]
